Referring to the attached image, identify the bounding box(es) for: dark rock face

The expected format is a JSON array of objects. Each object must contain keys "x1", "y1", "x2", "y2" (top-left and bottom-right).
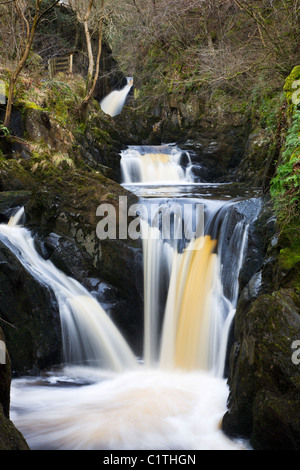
[
  {"x1": 0, "y1": 328, "x2": 11, "y2": 418},
  {"x1": 222, "y1": 199, "x2": 300, "y2": 449},
  {"x1": 0, "y1": 240, "x2": 62, "y2": 376},
  {"x1": 234, "y1": 128, "x2": 278, "y2": 188},
  {"x1": 223, "y1": 289, "x2": 300, "y2": 450},
  {"x1": 74, "y1": 116, "x2": 124, "y2": 182},
  {"x1": 0, "y1": 328, "x2": 29, "y2": 450},
  {"x1": 142, "y1": 108, "x2": 251, "y2": 182},
  {"x1": 0, "y1": 191, "x2": 31, "y2": 224}
]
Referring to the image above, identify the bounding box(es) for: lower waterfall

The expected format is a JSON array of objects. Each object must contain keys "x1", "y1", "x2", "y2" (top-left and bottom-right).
[{"x1": 7, "y1": 145, "x2": 262, "y2": 450}]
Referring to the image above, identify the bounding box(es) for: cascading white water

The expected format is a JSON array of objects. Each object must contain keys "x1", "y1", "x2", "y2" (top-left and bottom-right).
[
  {"x1": 121, "y1": 144, "x2": 193, "y2": 184},
  {"x1": 140, "y1": 196, "x2": 252, "y2": 376},
  {"x1": 100, "y1": 77, "x2": 133, "y2": 117},
  {"x1": 0, "y1": 208, "x2": 136, "y2": 372},
  {"x1": 8, "y1": 144, "x2": 260, "y2": 450}
]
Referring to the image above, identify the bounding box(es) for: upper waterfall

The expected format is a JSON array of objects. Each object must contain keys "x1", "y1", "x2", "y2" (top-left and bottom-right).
[{"x1": 100, "y1": 77, "x2": 133, "y2": 117}]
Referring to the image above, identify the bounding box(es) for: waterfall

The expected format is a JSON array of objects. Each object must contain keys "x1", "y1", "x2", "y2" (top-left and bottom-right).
[
  {"x1": 119, "y1": 144, "x2": 254, "y2": 376},
  {"x1": 140, "y1": 195, "x2": 252, "y2": 376},
  {"x1": 100, "y1": 77, "x2": 133, "y2": 117},
  {"x1": 121, "y1": 144, "x2": 193, "y2": 184},
  {"x1": 0, "y1": 210, "x2": 137, "y2": 372}
]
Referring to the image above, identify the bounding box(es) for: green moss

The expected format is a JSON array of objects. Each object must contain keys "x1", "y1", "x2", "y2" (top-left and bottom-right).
[
  {"x1": 22, "y1": 101, "x2": 45, "y2": 111},
  {"x1": 283, "y1": 65, "x2": 300, "y2": 107},
  {"x1": 270, "y1": 68, "x2": 300, "y2": 263},
  {"x1": 280, "y1": 246, "x2": 300, "y2": 271},
  {"x1": 0, "y1": 159, "x2": 35, "y2": 191},
  {"x1": 90, "y1": 126, "x2": 112, "y2": 144}
]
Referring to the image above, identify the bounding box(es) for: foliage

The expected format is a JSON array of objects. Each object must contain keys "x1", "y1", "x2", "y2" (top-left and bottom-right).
[
  {"x1": 271, "y1": 68, "x2": 300, "y2": 225},
  {"x1": 270, "y1": 121, "x2": 300, "y2": 230},
  {"x1": 103, "y1": 0, "x2": 300, "y2": 111},
  {"x1": 270, "y1": 67, "x2": 300, "y2": 277},
  {"x1": 0, "y1": 125, "x2": 10, "y2": 137}
]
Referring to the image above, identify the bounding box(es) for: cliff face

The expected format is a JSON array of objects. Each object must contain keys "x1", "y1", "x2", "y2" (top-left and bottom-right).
[
  {"x1": 222, "y1": 67, "x2": 300, "y2": 449},
  {"x1": 0, "y1": 326, "x2": 29, "y2": 450}
]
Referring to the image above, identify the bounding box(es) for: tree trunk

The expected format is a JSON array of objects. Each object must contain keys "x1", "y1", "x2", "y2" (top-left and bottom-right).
[
  {"x1": 3, "y1": 13, "x2": 39, "y2": 128},
  {"x1": 84, "y1": 18, "x2": 94, "y2": 90},
  {"x1": 3, "y1": 0, "x2": 60, "y2": 129},
  {"x1": 78, "y1": 0, "x2": 104, "y2": 114}
]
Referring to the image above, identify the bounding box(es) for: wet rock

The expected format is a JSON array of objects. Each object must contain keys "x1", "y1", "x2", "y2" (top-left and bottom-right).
[
  {"x1": 222, "y1": 189, "x2": 300, "y2": 449},
  {"x1": 223, "y1": 288, "x2": 300, "y2": 449},
  {"x1": 0, "y1": 328, "x2": 29, "y2": 449},
  {"x1": 0, "y1": 191, "x2": 31, "y2": 224},
  {"x1": 234, "y1": 128, "x2": 278, "y2": 187},
  {"x1": 0, "y1": 240, "x2": 62, "y2": 376},
  {"x1": 238, "y1": 197, "x2": 276, "y2": 293}
]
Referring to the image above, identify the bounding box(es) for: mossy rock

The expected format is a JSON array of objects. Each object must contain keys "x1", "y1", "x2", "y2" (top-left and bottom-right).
[
  {"x1": 234, "y1": 128, "x2": 277, "y2": 187},
  {"x1": 0, "y1": 159, "x2": 35, "y2": 192},
  {"x1": 25, "y1": 169, "x2": 143, "y2": 300},
  {"x1": 0, "y1": 411, "x2": 29, "y2": 450},
  {"x1": 0, "y1": 330, "x2": 29, "y2": 450},
  {"x1": 284, "y1": 65, "x2": 300, "y2": 108}
]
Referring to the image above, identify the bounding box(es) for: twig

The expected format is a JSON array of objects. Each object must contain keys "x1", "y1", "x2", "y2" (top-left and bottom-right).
[{"x1": 0, "y1": 317, "x2": 16, "y2": 329}]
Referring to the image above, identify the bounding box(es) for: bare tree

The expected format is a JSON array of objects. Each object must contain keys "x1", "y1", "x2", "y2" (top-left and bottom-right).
[
  {"x1": 78, "y1": 0, "x2": 105, "y2": 113},
  {"x1": 68, "y1": 0, "x2": 105, "y2": 113},
  {"x1": 3, "y1": 0, "x2": 61, "y2": 128},
  {"x1": 69, "y1": 0, "x2": 95, "y2": 88}
]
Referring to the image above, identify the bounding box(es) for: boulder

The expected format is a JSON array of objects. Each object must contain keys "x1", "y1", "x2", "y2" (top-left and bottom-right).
[
  {"x1": 0, "y1": 410, "x2": 29, "y2": 450},
  {"x1": 25, "y1": 107, "x2": 74, "y2": 154},
  {"x1": 223, "y1": 288, "x2": 300, "y2": 450},
  {"x1": 0, "y1": 329, "x2": 29, "y2": 450},
  {"x1": 0, "y1": 240, "x2": 62, "y2": 376},
  {"x1": 234, "y1": 128, "x2": 278, "y2": 187}
]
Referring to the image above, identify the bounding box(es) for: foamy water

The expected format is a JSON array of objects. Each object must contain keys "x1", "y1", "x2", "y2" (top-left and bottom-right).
[
  {"x1": 100, "y1": 77, "x2": 133, "y2": 117},
  {"x1": 11, "y1": 367, "x2": 249, "y2": 450}
]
